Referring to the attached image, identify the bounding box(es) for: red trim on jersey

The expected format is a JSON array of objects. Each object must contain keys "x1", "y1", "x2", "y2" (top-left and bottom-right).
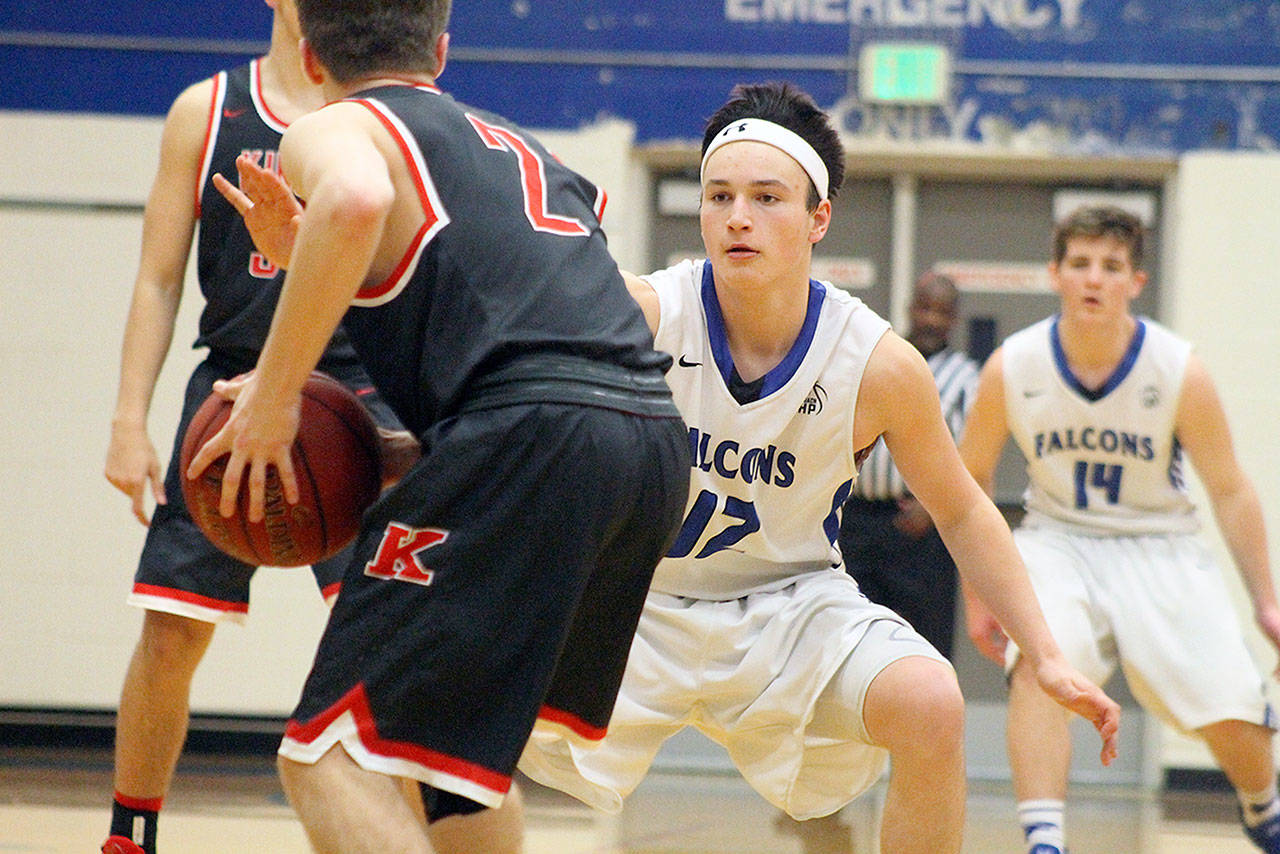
[
  {"x1": 537, "y1": 704, "x2": 607, "y2": 741},
  {"x1": 349, "y1": 99, "x2": 442, "y2": 302},
  {"x1": 195, "y1": 73, "x2": 224, "y2": 219},
  {"x1": 320, "y1": 581, "x2": 341, "y2": 601},
  {"x1": 132, "y1": 583, "x2": 248, "y2": 615},
  {"x1": 251, "y1": 57, "x2": 289, "y2": 129},
  {"x1": 284, "y1": 683, "x2": 511, "y2": 794},
  {"x1": 114, "y1": 791, "x2": 164, "y2": 812},
  {"x1": 595, "y1": 187, "x2": 608, "y2": 223}
]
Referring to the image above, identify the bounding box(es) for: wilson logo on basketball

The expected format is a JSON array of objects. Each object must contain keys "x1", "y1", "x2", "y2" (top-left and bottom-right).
[{"x1": 364, "y1": 522, "x2": 448, "y2": 586}]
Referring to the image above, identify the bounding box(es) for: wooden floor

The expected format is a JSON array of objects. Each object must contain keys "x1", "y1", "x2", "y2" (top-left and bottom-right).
[{"x1": 0, "y1": 744, "x2": 1262, "y2": 853}]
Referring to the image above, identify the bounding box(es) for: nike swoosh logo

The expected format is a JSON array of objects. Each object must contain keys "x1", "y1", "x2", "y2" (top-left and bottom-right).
[
  {"x1": 1023, "y1": 389, "x2": 1046, "y2": 398},
  {"x1": 678, "y1": 355, "x2": 702, "y2": 368},
  {"x1": 223, "y1": 107, "x2": 247, "y2": 119}
]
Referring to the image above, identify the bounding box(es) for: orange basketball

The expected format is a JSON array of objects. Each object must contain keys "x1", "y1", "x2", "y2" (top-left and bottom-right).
[{"x1": 179, "y1": 371, "x2": 382, "y2": 567}]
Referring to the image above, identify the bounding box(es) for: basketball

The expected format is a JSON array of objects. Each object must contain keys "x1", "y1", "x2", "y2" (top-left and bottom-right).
[{"x1": 179, "y1": 371, "x2": 382, "y2": 567}]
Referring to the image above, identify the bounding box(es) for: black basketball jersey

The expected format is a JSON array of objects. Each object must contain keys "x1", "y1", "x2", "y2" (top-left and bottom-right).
[
  {"x1": 193, "y1": 59, "x2": 360, "y2": 371},
  {"x1": 335, "y1": 83, "x2": 670, "y2": 434}
]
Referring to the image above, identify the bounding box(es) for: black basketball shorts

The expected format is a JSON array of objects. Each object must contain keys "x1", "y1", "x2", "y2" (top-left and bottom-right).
[
  {"x1": 278, "y1": 401, "x2": 689, "y2": 807},
  {"x1": 131, "y1": 355, "x2": 401, "y2": 622}
]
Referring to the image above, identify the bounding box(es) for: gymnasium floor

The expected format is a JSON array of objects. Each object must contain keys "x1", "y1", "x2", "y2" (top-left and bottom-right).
[{"x1": 0, "y1": 742, "x2": 1262, "y2": 853}]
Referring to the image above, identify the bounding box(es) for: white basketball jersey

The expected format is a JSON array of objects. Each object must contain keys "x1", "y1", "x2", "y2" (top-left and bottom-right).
[
  {"x1": 1002, "y1": 316, "x2": 1198, "y2": 536},
  {"x1": 645, "y1": 259, "x2": 890, "y2": 599}
]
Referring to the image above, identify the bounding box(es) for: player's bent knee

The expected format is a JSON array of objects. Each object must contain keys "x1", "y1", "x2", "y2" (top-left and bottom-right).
[{"x1": 865, "y1": 656, "x2": 963, "y2": 751}]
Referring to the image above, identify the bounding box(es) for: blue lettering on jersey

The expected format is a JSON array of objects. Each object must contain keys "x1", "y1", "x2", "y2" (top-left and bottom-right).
[
  {"x1": 688, "y1": 427, "x2": 795, "y2": 488},
  {"x1": 1033, "y1": 427, "x2": 1155, "y2": 461}
]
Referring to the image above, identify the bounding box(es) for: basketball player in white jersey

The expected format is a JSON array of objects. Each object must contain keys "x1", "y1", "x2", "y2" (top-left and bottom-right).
[
  {"x1": 516, "y1": 82, "x2": 1119, "y2": 854},
  {"x1": 960, "y1": 205, "x2": 1280, "y2": 854}
]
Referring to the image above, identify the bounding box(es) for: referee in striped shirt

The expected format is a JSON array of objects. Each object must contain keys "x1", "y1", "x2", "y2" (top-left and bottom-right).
[{"x1": 838, "y1": 272, "x2": 980, "y2": 659}]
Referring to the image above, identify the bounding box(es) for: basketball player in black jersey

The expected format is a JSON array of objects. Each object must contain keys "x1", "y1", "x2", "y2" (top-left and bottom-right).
[
  {"x1": 192, "y1": 0, "x2": 690, "y2": 850},
  {"x1": 98, "y1": 1, "x2": 473, "y2": 852}
]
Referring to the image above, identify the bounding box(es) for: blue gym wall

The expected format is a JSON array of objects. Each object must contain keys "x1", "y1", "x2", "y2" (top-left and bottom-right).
[{"x1": 5, "y1": 0, "x2": 1280, "y2": 151}]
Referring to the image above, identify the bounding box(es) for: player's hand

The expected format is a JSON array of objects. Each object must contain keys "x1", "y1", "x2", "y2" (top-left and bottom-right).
[
  {"x1": 1254, "y1": 603, "x2": 1280, "y2": 679},
  {"x1": 212, "y1": 152, "x2": 303, "y2": 270},
  {"x1": 1033, "y1": 657, "x2": 1121, "y2": 767},
  {"x1": 105, "y1": 421, "x2": 165, "y2": 526},
  {"x1": 185, "y1": 371, "x2": 302, "y2": 522},
  {"x1": 963, "y1": 588, "x2": 1009, "y2": 665},
  {"x1": 377, "y1": 428, "x2": 421, "y2": 489}
]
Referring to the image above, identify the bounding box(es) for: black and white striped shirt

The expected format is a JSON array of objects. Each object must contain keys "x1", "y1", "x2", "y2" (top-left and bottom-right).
[{"x1": 851, "y1": 347, "x2": 980, "y2": 501}]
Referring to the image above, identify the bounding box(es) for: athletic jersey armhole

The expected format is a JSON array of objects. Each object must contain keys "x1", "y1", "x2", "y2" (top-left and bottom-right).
[
  {"x1": 194, "y1": 71, "x2": 227, "y2": 219},
  {"x1": 648, "y1": 259, "x2": 700, "y2": 357}
]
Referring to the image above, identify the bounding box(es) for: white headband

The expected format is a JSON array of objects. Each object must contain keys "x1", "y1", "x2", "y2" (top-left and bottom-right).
[{"x1": 700, "y1": 118, "x2": 830, "y2": 201}]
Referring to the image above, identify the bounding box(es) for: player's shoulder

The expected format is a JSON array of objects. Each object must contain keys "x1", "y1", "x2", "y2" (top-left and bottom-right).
[
  {"x1": 644, "y1": 258, "x2": 700, "y2": 286},
  {"x1": 1136, "y1": 316, "x2": 1192, "y2": 351},
  {"x1": 155, "y1": 75, "x2": 223, "y2": 165},
  {"x1": 1005, "y1": 315, "x2": 1054, "y2": 347},
  {"x1": 166, "y1": 75, "x2": 219, "y2": 126},
  {"x1": 864, "y1": 329, "x2": 931, "y2": 393}
]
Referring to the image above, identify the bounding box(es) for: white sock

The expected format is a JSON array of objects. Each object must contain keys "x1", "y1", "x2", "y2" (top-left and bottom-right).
[
  {"x1": 1018, "y1": 799, "x2": 1065, "y2": 851},
  {"x1": 1238, "y1": 781, "x2": 1280, "y2": 828}
]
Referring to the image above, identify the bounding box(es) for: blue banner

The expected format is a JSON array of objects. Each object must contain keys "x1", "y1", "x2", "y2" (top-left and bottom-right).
[{"x1": 5, "y1": 1, "x2": 1280, "y2": 151}]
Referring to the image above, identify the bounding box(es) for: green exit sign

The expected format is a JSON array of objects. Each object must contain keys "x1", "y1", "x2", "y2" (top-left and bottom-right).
[{"x1": 858, "y1": 43, "x2": 951, "y2": 105}]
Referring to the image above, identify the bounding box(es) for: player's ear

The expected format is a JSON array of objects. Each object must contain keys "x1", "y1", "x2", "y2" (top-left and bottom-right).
[
  {"x1": 808, "y1": 198, "x2": 832, "y2": 245},
  {"x1": 300, "y1": 38, "x2": 325, "y2": 85},
  {"x1": 1129, "y1": 268, "x2": 1148, "y2": 299},
  {"x1": 1047, "y1": 261, "x2": 1063, "y2": 296},
  {"x1": 433, "y1": 32, "x2": 450, "y2": 78}
]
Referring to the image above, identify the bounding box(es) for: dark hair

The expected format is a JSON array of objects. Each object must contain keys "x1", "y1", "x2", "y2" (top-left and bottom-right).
[
  {"x1": 296, "y1": 0, "x2": 450, "y2": 84},
  {"x1": 1052, "y1": 205, "x2": 1145, "y2": 269},
  {"x1": 702, "y1": 82, "x2": 844, "y2": 210}
]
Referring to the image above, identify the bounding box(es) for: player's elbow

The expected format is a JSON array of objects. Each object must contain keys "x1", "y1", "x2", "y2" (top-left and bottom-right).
[
  {"x1": 313, "y1": 173, "x2": 394, "y2": 234},
  {"x1": 341, "y1": 181, "x2": 395, "y2": 232}
]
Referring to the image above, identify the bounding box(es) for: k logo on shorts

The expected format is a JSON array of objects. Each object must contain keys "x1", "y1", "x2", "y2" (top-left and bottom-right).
[{"x1": 364, "y1": 522, "x2": 448, "y2": 586}]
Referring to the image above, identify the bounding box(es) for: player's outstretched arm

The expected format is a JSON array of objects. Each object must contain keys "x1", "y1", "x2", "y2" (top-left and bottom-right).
[
  {"x1": 620, "y1": 271, "x2": 660, "y2": 335},
  {"x1": 955, "y1": 348, "x2": 1013, "y2": 664},
  {"x1": 862, "y1": 334, "x2": 1120, "y2": 765}
]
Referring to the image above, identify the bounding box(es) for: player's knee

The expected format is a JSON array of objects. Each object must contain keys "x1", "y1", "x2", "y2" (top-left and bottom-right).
[
  {"x1": 137, "y1": 611, "x2": 214, "y2": 669},
  {"x1": 277, "y1": 754, "x2": 312, "y2": 800},
  {"x1": 866, "y1": 657, "x2": 964, "y2": 753}
]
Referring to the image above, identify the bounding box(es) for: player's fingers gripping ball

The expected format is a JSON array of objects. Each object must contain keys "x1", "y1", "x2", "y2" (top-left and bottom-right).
[{"x1": 180, "y1": 371, "x2": 382, "y2": 566}]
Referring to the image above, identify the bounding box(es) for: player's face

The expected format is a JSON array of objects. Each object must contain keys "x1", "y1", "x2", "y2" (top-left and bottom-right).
[
  {"x1": 699, "y1": 141, "x2": 830, "y2": 290},
  {"x1": 1050, "y1": 235, "x2": 1146, "y2": 321}
]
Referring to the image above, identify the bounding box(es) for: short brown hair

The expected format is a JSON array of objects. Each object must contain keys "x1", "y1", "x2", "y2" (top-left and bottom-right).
[
  {"x1": 1052, "y1": 205, "x2": 1145, "y2": 269},
  {"x1": 297, "y1": 0, "x2": 450, "y2": 83},
  {"x1": 702, "y1": 82, "x2": 844, "y2": 211}
]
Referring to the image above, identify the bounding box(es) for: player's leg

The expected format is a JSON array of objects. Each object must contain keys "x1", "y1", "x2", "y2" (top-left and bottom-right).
[
  {"x1": 1200, "y1": 719, "x2": 1280, "y2": 852},
  {"x1": 393, "y1": 775, "x2": 525, "y2": 854},
  {"x1": 280, "y1": 746, "x2": 431, "y2": 853},
  {"x1": 861, "y1": 652, "x2": 965, "y2": 854},
  {"x1": 1003, "y1": 529, "x2": 1112, "y2": 854},
  {"x1": 426, "y1": 783, "x2": 524, "y2": 854},
  {"x1": 107, "y1": 610, "x2": 215, "y2": 853},
  {"x1": 1006, "y1": 656, "x2": 1073, "y2": 853},
  {"x1": 1107, "y1": 535, "x2": 1280, "y2": 854}
]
